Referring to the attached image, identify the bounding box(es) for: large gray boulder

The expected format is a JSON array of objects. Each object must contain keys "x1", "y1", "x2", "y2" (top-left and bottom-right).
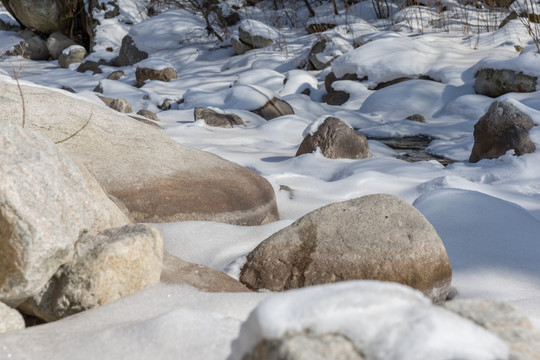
[
  {"x1": 114, "y1": 35, "x2": 148, "y2": 67},
  {"x1": 1, "y1": 0, "x2": 62, "y2": 34},
  {"x1": 240, "y1": 194, "x2": 452, "y2": 303},
  {"x1": 469, "y1": 101, "x2": 536, "y2": 163},
  {"x1": 474, "y1": 68, "x2": 537, "y2": 98},
  {"x1": 0, "y1": 302, "x2": 24, "y2": 334},
  {"x1": 443, "y1": 299, "x2": 540, "y2": 360},
  {"x1": 19, "y1": 224, "x2": 163, "y2": 322},
  {"x1": 11, "y1": 35, "x2": 49, "y2": 60},
  {"x1": 0, "y1": 124, "x2": 94, "y2": 307},
  {"x1": 0, "y1": 82, "x2": 279, "y2": 225},
  {"x1": 46, "y1": 31, "x2": 77, "y2": 60},
  {"x1": 296, "y1": 117, "x2": 371, "y2": 159}
]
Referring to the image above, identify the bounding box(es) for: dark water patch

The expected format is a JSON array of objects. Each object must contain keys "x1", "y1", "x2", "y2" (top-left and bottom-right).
[{"x1": 367, "y1": 135, "x2": 456, "y2": 166}]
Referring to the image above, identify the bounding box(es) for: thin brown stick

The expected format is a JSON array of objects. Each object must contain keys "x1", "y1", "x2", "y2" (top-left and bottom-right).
[{"x1": 55, "y1": 113, "x2": 93, "y2": 144}]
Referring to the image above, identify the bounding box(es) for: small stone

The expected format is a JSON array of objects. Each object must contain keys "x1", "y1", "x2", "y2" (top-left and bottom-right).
[{"x1": 194, "y1": 107, "x2": 245, "y2": 128}]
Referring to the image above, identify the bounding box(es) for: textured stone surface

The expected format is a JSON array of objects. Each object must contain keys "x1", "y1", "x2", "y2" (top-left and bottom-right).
[
  {"x1": 114, "y1": 35, "x2": 148, "y2": 67},
  {"x1": 238, "y1": 20, "x2": 278, "y2": 49},
  {"x1": 19, "y1": 224, "x2": 163, "y2": 322},
  {"x1": 1, "y1": 0, "x2": 61, "y2": 34},
  {"x1": 252, "y1": 97, "x2": 294, "y2": 120},
  {"x1": 307, "y1": 38, "x2": 331, "y2": 70},
  {"x1": 240, "y1": 194, "x2": 452, "y2": 303},
  {"x1": 11, "y1": 36, "x2": 49, "y2": 60},
  {"x1": 296, "y1": 117, "x2": 371, "y2": 159},
  {"x1": 469, "y1": 101, "x2": 536, "y2": 163},
  {"x1": 0, "y1": 302, "x2": 24, "y2": 334},
  {"x1": 1, "y1": 82, "x2": 279, "y2": 225},
  {"x1": 232, "y1": 36, "x2": 252, "y2": 55},
  {"x1": 161, "y1": 252, "x2": 250, "y2": 292},
  {"x1": 58, "y1": 45, "x2": 87, "y2": 68},
  {"x1": 107, "y1": 70, "x2": 125, "y2": 80},
  {"x1": 137, "y1": 109, "x2": 159, "y2": 121},
  {"x1": 246, "y1": 332, "x2": 363, "y2": 360},
  {"x1": 475, "y1": 68, "x2": 537, "y2": 98},
  {"x1": 0, "y1": 124, "x2": 94, "y2": 307},
  {"x1": 109, "y1": 98, "x2": 133, "y2": 113},
  {"x1": 443, "y1": 299, "x2": 540, "y2": 360},
  {"x1": 194, "y1": 107, "x2": 245, "y2": 128},
  {"x1": 135, "y1": 66, "x2": 177, "y2": 87},
  {"x1": 46, "y1": 31, "x2": 77, "y2": 60},
  {"x1": 323, "y1": 72, "x2": 363, "y2": 106}
]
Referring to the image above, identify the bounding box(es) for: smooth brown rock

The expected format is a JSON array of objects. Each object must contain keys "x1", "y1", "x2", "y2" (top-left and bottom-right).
[
  {"x1": 252, "y1": 97, "x2": 294, "y2": 120},
  {"x1": 1, "y1": 82, "x2": 279, "y2": 225},
  {"x1": 161, "y1": 252, "x2": 250, "y2": 293},
  {"x1": 240, "y1": 194, "x2": 452, "y2": 303},
  {"x1": 194, "y1": 107, "x2": 245, "y2": 128},
  {"x1": 136, "y1": 66, "x2": 177, "y2": 87},
  {"x1": 296, "y1": 117, "x2": 371, "y2": 159}
]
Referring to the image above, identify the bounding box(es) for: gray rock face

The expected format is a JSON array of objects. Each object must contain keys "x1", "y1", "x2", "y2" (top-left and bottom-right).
[
  {"x1": 323, "y1": 72, "x2": 363, "y2": 106},
  {"x1": 443, "y1": 299, "x2": 540, "y2": 360},
  {"x1": 0, "y1": 124, "x2": 94, "y2": 307},
  {"x1": 296, "y1": 117, "x2": 371, "y2": 159},
  {"x1": 232, "y1": 37, "x2": 252, "y2": 55},
  {"x1": 238, "y1": 20, "x2": 277, "y2": 49},
  {"x1": 46, "y1": 31, "x2": 77, "y2": 60},
  {"x1": 252, "y1": 97, "x2": 294, "y2": 120},
  {"x1": 240, "y1": 194, "x2": 452, "y2": 303},
  {"x1": 135, "y1": 66, "x2": 177, "y2": 87},
  {"x1": 194, "y1": 107, "x2": 245, "y2": 128},
  {"x1": 1, "y1": 82, "x2": 279, "y2": 226},
  {"x1": 58, "y1": 45, "x2": 87, "y2": 68},
  {"x1": 246, "y1": 331, "x2": 363, "y2": 360},
  {"x1": 11, "y1": 36, "x2": 49, "y2": 60},
  {"x1": 114, "y1": 35, "x2": 148, "y2": 67},
  {"x1": 0, "y1": 302, "x2": 24, "y2": 334},
  {"x1": 161, "y1": 252, "x2": 250, "y2": 292},
  {"x1": 19, "y1": 224, "x2": 163, "y2": 322},
  {"x1": 469, "y1": 101, "x2": 536, "y2": 163},
  {"x1": 475, "y1": 68, "x2": 537, "y2": 98},
  {"x1": 308, "y1": 38, "x2": 332, "y2": 70},
  {"x1": 2, "y1": 0, "x2": 61, "y2": 34}
]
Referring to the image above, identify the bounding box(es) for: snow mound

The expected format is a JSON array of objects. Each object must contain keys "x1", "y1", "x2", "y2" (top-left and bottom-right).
[{"x1": 230, "y1": 281, "x2": 508, "y2": 360}]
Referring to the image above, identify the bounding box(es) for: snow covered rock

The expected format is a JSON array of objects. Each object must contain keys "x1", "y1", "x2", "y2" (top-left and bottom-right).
[
  {"x1": 307, "y1": 36, "x2": 353, "y2": 71},
  {"x1": 238, "y1": 19, "x2": 280, "y2": 50},
  {"x1": 58, "y1": 45, "x2": 87, "y2": 68},
  {"x1": 114, "y1": 35, "x2": 148, "y2": 67},
  {"x1": 194, "y1": 107, "x2": 245, "y2": 128},
  {"x1": 19, "y1": 224, "x2": 164, "y2": 322},
  {"x1": 1, "y1": 0, "x2": 61, "y2": 34},
  {"x1": 240, "y1": 194, "x2": 452, "y2": 303},
  {"x1": 0, "y1": 302, "x2": 24, "y2": 334},
  {"x1": 469, "y1": 101, "x2": 536, "y2": 163},
  {"x1": 324, "y1": 72, "x2": 363, "y2": 105},
  {"x1": 474, "y1": 68, "x2": 537, "y2": 98},
  {"x1": 231, "y1": 281, "x2": 508, "y2": 360},
  {"x1": 161, "y1": 252, "x2": 250, "y2": 292},
  {"x1": 0, "y1": 124, "x2": 94, "y2": 307},
  {"x1": 135, "y1": 58, "x2": 178, "y2": 87},
  {"x1": 296, "y1": 116, "x2": 371, "y2": 159},
  {"x1": 0, "y1": 82, "x2": 279, "y2": 225},
  {"x1": 244, "y1": 331, "x2": 361, "y2": 360},
  {"x1": 46, "y1": 31, "x2": 77, "y2": 60},
  {"x1": 443, "y1": 299, "x2": 540, "y2": 360},
  {"x1": 231, "y1": 37, "x2": 252, "y2": 55}
]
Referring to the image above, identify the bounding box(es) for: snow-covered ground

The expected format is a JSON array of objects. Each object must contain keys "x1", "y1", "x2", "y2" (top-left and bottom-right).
[{"x1": 1, "y1": 0, "x2": 540, "y2": 358}]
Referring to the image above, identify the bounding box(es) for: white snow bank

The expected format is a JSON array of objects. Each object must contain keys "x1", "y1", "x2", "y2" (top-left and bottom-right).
[
  {"x1": 181, "y1": 84, "x2": 278, "y2": 111},
  {"x1": 230, "y1": 281, "x2": 508, "y2": 360},
  {"x1": 414, "y1": 189, "x2": 540, "y2": 322},
  {"x1": 135, "y1": 57, "x2": 174, "y2": 70},
  {"x1": 239, "y1": 19, "x2": 281, "y2": 41}
]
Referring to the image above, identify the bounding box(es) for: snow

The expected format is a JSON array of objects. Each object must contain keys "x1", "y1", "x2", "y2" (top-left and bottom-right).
[
  {"x1": 230, "y1": 281, "x2": 509, "y2": 360},
  {"x1": 0, "y1": 0, "x2": 540, "y2": 358}
]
